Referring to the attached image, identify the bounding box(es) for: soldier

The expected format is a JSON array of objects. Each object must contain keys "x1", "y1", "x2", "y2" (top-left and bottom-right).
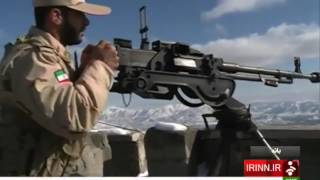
[{"x1": 0, "y1": 0, "x2": 118, "y2": 176}]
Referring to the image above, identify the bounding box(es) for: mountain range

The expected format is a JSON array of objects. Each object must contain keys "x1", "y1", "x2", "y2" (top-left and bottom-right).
[{"x1": 96, "y1": 101, "x2": 320, "y2": 131}]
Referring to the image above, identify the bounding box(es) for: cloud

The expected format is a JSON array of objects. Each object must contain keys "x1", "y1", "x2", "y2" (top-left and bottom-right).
[
  {"x1": 214, "y1": 23, "x2": 228, "y2": 37},
  {"x1": 202, "y1": 0, "x2": 286, "y2": 20},
  {"x1": 192, "y1": 23, "x2": 320, "y2": 66}
]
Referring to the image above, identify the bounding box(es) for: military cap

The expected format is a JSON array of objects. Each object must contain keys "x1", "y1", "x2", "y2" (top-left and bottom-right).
[{"x1": 33, "y1": 0, "x2": 111, "y2": 15}]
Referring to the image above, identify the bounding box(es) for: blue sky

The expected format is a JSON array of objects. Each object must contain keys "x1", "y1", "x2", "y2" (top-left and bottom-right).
[{"x1": 0, "y1": 0, "x2": 319, "y2": 108}]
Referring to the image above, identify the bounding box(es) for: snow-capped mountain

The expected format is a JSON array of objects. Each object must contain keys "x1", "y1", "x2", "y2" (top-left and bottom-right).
[
  {"x1": 251, "y1": 101, "x2": 320, "y2": 125},
  {"x1": 96, "y1": 101, "x2": 320, "y2": 130}
]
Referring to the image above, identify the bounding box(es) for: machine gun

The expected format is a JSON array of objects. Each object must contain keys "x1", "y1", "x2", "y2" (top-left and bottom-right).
[
  {"x1": 111, "y1": 6, "x2": 319, "y2": 109},
  {"x1": 109, "y1": 6, "x2": 319, "y2": 175}
]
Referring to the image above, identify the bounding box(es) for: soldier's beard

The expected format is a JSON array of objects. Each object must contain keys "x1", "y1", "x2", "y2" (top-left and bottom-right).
[{"x1": 60, "y1": 19, "x2": 83, "y2": 46}]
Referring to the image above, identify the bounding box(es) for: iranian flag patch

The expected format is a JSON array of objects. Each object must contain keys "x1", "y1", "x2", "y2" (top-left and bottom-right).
[{"x1": 54, "y1": 70, "x2": 70, "y2": 84}]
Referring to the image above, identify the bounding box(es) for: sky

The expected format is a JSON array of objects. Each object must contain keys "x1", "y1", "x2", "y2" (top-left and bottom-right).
[{"x1": 0, "y1": 0, "x2": 319, "y2": 108}]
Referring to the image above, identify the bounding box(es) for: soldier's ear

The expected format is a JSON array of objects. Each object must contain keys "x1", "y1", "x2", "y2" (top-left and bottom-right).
[{"x1": 48, "y1": 8, "x2": 64, "y2": 26}]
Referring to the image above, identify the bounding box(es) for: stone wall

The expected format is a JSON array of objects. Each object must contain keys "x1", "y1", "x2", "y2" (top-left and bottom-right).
[
  {"x1": 103, "y1": 132, "x2": 147, "y2": 176},
  {"x1": 102, "y1": 128, "x2": 320, "y2": 179},
  {"x1": 144, "y1": 127, "x2": 197, "y2": 176}
]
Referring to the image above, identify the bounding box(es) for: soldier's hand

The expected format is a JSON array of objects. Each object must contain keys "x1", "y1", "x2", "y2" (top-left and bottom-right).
[
  {"x1": 96, "y1": 40, "x2": 119, "y2": 71},
  {"x1": 80, "y1": 40, "x2": 119, "y2": 71}
]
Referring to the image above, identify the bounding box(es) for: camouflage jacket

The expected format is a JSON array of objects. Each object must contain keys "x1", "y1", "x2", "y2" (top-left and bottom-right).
[{"x1": 0, "y1": 27, "x2": 112, "y2": 176}]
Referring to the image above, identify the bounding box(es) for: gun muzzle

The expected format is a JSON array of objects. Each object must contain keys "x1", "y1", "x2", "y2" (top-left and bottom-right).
[{"x1": 310, "y1": 72, "x2": 320, "y2": 83}]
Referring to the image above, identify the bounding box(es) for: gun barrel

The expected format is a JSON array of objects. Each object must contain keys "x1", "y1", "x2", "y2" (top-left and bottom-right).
[
  {"x1": 220, "y1": 72, "x2": 293, "y2": 84},
  {"x1": 220, "y1": 62, "x2": 313, "y2": 79}
]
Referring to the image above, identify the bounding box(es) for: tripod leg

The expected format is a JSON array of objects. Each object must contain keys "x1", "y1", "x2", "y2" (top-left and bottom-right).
[
  {"x1": 206, "y1": 129, "x2": 237, "y2": 176},
  {"x1": 205, "y1": 98, "x2": 253, "y2": 176}
]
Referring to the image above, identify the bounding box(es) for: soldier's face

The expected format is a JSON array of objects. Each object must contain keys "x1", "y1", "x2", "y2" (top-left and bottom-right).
[{"x1": 60, "y1": 9, "x2": 90, "y2": 46}]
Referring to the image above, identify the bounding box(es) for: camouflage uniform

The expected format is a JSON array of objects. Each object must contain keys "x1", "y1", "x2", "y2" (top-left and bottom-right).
[{"x1": 0, "y1": 27, "x2": 112, "y2": 176}]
